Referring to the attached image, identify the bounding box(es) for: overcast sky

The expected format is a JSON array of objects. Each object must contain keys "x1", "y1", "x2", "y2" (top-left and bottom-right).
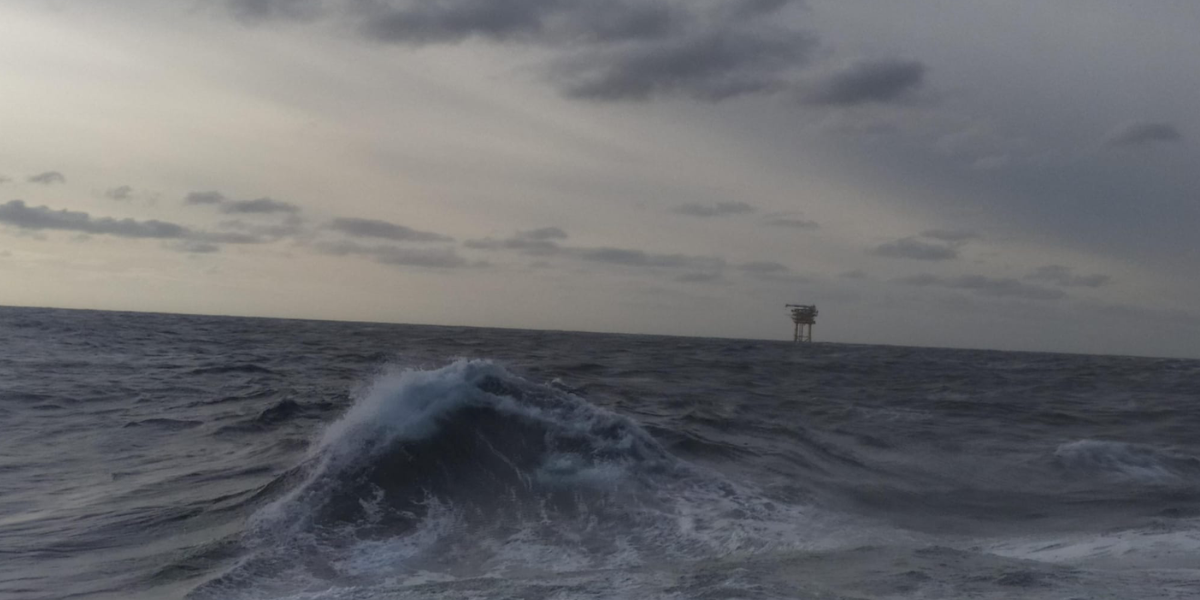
[{"x1": 2, "y1": 0, "x2": 1198, "y2": 358}]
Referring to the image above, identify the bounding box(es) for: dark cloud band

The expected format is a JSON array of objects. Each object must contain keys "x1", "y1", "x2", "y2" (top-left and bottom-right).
[
  {"x1": 27, "y1": 171, "x2": 66, "y2": 185},
  {"x1": 871, "y1": 237, "x2": 958, "y2": 261},
  {"x1": 0, "y1": 200, "x2": 186, "y2": 239},
  {"x1": 673, "y1": 201, "x2": 756, "y2": 217},
  {"x1": 221, "y1": 198, "x2": 300, "y2": 214},
  {"x1": 329, "y1": 217, "x2": 453, "y2": 242},
  {"x1": 229, "y1": 0, "x2": 822, "y2": 104},
  {"x1": 1026, "y1": 265, "x2": 1111, "y2": 288},
  {"x1": 316, "y1": 240, "x2": 477, "y2": 268},
  {"x1": 1103, "y1": 122, "x2": 1183, "y2": 148},
  {"x1": 896, "y1": 273, "x2": 1065, "y2": 301},
  {"x1": 0, "y1": 200, "x2": 290, "y2": 251},
  {"x1": 799, "y1": 58, "x2": 926, "y2": 106}
]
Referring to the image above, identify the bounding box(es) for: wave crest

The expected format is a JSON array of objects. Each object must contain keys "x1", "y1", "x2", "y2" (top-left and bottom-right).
[
  {"x1": 252, "y1": 360, "x2": 673, "y2": 535},
  {"x1": 189, "y1": 361, "x2": 832, "y2": 598}
]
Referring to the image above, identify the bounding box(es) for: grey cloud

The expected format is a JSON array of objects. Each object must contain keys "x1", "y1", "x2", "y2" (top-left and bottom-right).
[
  {"x1": 171, "y1": 241, "x2": 221, "y2": 254},
  {"x1": 465, "y1": 229, "x2": 725, "y2": 272},
  {"x1": 373, "y1": 248, "x2": 476, "y2": 268},
  {"x1": 360, "y1": 0, "x2": 687, "y2": 45},
  {"x1": 552, "y1": 29, "x2": 814, "y2": 101},
  {"x1": 1104, "y1": 122, "x2": 1183, "y2": 147},
  {"x1": 725, "y1": 0, "x2": 794, "y2": 19},
  {"x1": 871, "y1": 237, "x2": 959, "y2": 260},
  {"x1": 247, "y1": 0, "x2": 813, "y2": 103},
  {"x1": 354, "y1": 0, "x2": 804, "y2": 47},
  {"x1": 763, "y1": 216, "x2": 818, "y2": 229},
  {"x1": 0, "y1": 175, "x2": 11, "y2": 184},
  {"x1": 921, "y1": 229, "x2": 978, "y2": 242},
  {"x1": 1078, "y1": 301, "x2": 1200, "y2": 332},
  {"x1": 0, "y1": 200, "x2": 187, "y2": 239},
  {"x1": 576, "y1": 246, "x2": 725, "y2": 270},
  {"x1": 759, "y1": 272, "x2": 812, "y2": 284},
  {"x1": 736, "y1": 260, "x2": 811, "y2": 283},
  {"x1": 227, "y1": 0, "x2": 322, "y2": 22},
  {"x1": 896, "y1": 273, "x2": 1065, "y2": 301},
  {"x1": 518, "y1": 227, "x2": 568, "y2": 240},
  {"x1": 465, "y1": 237, "x2": 561, "y2": 255},
  {"x1": 1026, "y1": 265, "x2": 1111, "y2": 288},
  {"x1": 676, "y1": 271, "x2": 724, "y2": 283},
  {"x1": 316, "y1": 240, "x2": 477, "y2": 269},
  {"x1": 216, "y1": 218, "x2": 304, "y2": 241},
  {"x1": 738, "y1": 260, "x2": 789, "y2": 273},
  {"x1": 360, "y1": 0, "x2": 558, "y2": 44},
  {"x1": 28, "y1": 171, "x2": 66, "y2": 185},
  {"x1": 673, "y1": 201, "x2": 756, "y2": 217},
  {"x1": 464, "y1": 227, "x2": 568, "y2": 254},
  {"x1": 942, "y1": 275, "x2": 1066, "y2": 301},
  {"x1": 0, "y1": 200, "x2": 285, "y2": 249},
  {"x1": 972, "y1": 155, "x2": 1010, "y2": 170},
  {"x1": 329, "y1": 217, "x2": 453, "y2": 242},
  {"x1": 105, "y1": 185, "x2": 134, "y2": 201},
  {"x1": 799, "y1": 58, "x2": 926, "y2": 106},
  {"x1": 191, "y1": 230, "x2": 269, "y2": 244},
  {"x1": 184, "y1": 191, "x2": 227, "y2": 205},
  {"x1": 183, "y1": 191, "x2": 299, "y2": 215},
  {"x1": 221, "y1": 197, "x2": 300, "y2": 214},
  {"x1": 840, "y1": 269, "x2": 867, "y2": 279},
  {"x1": 895, "y1": 273, "x2": 940, "y2": 286}
]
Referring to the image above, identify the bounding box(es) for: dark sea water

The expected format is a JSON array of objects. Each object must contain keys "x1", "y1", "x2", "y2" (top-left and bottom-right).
[{"x1": 2, "y1": 306, "x2": 1199, "y2": 600}]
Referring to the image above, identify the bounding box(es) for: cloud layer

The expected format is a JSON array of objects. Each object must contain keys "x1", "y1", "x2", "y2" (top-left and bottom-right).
[
  {"x1": 799, "y1": 58, "x2": 926, "y2": 106},
  {"x1": 0, "y1": 200, "x2": 186, "y2": 239},
  {"x1": 183, "y1": 191, "x2": 300, "y2": 215},
  {"x1": 463, "y1": 227, "x2": 812, "y2": 284},
  {"x1": 896, "y1": 273, "x2": 1065, "y2": 301},
  {"x1": 105, "y1": 185, "x2": 134, "y2": 201},
  {"x1": 871, "y1": 237, "x2": 959, "y2": 261},
  {"x1": 27, "y1": 171, "x2": 66, "y2": 185},
  {"x1": 2, "y1": 0, "x2": 1196, "y2": 357},
  {"x1": 226, "y1": 0, "x2": 851, "y2": 104},
  {"x1": 0, "y1": 200, "x2": 291, "y2": 250},
  {"x1": 1104, "y1": 122, "x2": 1184, "y2": 148},
  {"x1": 1026, "y1": 265, "x2": 1111, "y2": 288},
  {"x1": 673, "y1": 201, "x2": 756, "y2": 217},
  {"x1": 185, "y1": 191, "x2": 227, "y2": 205},
  {"x1": 763, "y1": 215, "x2": 818, "y2": 229},
  {"x1": 329, "y1": 217, "x2": 453, "y2": 242},
  {"x1": 316, "y1": 240, "x2": 475, "y2": 269},
  {"x1": 221, "y1": 197, "x2": 300, "y2": 214},
  {"x1": 467, "y1": 227, "x2": 727, "y2": 271}
]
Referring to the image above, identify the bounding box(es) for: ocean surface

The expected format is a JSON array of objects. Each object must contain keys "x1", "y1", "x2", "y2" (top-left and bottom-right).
[{"x1": 2, "y1": 306, "x2": 1199, "y2": 600}]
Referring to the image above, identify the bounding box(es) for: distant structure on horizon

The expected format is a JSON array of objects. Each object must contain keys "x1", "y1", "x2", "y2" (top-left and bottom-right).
[{"x1": 786, "y1": 304, "x2": 818, "y2": 343}]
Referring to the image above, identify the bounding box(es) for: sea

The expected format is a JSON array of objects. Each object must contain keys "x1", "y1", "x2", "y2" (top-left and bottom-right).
[{"x1": 1, "y1": 305, "x2": 1198, "y2": 600}]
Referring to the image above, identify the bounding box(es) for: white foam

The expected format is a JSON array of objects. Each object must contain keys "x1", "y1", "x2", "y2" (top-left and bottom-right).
[{"x1": 330, "y1": 497, "x2": 461, "y2": 578}]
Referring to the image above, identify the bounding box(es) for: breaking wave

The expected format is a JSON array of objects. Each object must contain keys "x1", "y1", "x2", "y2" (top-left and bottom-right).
[{"x1": 192, "y1": 360, "x2": 831, "y2": 598}]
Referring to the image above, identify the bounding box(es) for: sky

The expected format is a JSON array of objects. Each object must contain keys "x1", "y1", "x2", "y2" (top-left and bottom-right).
[{"x1": 1, "y1": 0, "x2": 1198, "y2": 358}]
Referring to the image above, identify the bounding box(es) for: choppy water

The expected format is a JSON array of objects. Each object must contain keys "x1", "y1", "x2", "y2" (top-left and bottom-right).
[{"x1": 2, "y1": 306, "x2": 1199, "y2": 599}]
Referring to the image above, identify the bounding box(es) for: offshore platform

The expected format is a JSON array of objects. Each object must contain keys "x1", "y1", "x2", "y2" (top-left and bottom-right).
[{"x1": 786, "y1": 304, "x2": 817, "y2": 342}]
